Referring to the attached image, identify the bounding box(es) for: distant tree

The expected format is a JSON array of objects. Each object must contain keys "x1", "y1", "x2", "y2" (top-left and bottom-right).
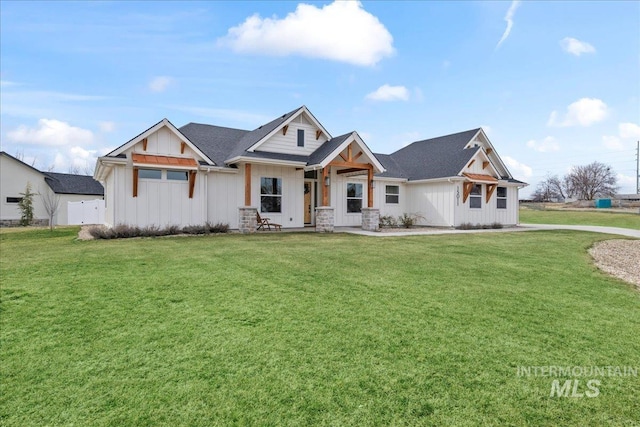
[
  {"x1": 531, "y1": 174, "x2": 569, "y2": 202},
  {"x1": 68, "y1": 165, "x2": 81, "y2": 174},
  {"x1": 18, "y1": 182, "x2": 35, "y2": 226},
  {"x1": 40, "y1": 185, "x2": 61, "y2": 231},
  {"x1": 565, "y1": 162, "x2": 618, "y2": 200}
]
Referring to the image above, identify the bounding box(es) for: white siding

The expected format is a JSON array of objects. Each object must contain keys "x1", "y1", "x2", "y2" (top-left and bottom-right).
[
  {"x1": 250, "y1": 164, "x2": 305, "y2": 228},
  {"x1": 332, "y1": 171, "x2": 368, "y2": 227},
  {"x1": 375, "y1": 180, "x2": 406, "y2": 219},
  {"x1": 456, "y1": 183, "x2": 519, "y2": 226},
  {"x1": 104, "y1": 172, "x2": 115, "y2": 227},
  {"x1": 207, "y1": 171, "x2": 243, "y2": 229},
  {"x1": 406, "y1": 181, "x2": 456, "y2": 226},
  {"x1": 255, "y1": 114, "x2": 328, "y2": 156},
  {"x1": 0, "y1": 154, "x2": 49, "y2": 222},
  {"x1": 129, "y1": 126, "x2": 196, "y2": 158},
  {"x1": 111, "y1": 166, "x2": 206, "y2": 227}
]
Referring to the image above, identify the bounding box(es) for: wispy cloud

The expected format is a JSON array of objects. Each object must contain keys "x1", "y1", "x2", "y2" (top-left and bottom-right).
[
  {"x1": 560, "y1": 37, "x2": 596, "y2": 56},
  {"x1": 503, "y1": 155, "x2": 532, "y2": 179},
  {"x1": 366, "y1": 84, "x2": 410, "y2": 102},
  {"x1": 496, "y1": 0, "x2": 521, "y2": 49},
  {"x1": 149, "y1": 76, "x2": 172, "y2": 93},
  {"x1": 164, "y1": 105, "x2": 271, "y2": 125},
  {"x1": 7, "y1": 119, "x2": 95, "y2": 147},
  {"x1": 526, "y1": 136, "x2": 560, "y2": 152},
  {"x1": 218, "y1": 1, "x2": 394, "y2": 67}
]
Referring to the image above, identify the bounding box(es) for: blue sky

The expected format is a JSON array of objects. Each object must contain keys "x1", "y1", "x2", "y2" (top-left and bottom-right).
[{"x1": 1, "y1": 1, "x2": 638, "y2": 195}]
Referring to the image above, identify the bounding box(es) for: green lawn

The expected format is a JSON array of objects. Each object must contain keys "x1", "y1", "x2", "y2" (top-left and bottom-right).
[
  {"x1": 1, "y1": 228, "x2": 639, "y2": 426},
  {"x1": 520, "y1": 207, "x2": 640, "y2": 230}
]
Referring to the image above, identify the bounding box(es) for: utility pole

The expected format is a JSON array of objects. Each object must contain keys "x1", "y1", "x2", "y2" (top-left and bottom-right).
[{"x1": 637, "y1": 141, "x2": 640, "y2": 194}]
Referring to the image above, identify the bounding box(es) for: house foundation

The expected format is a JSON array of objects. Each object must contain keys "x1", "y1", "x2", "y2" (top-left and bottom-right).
[
  {"x1": 238, "y1": 207, "x2": 257, "y2": 233},
  {"x1": 361, "y1": 208, "x2": 380, "y2": 231},
  {"x1": 315, "y1": 207, "x2": 334, "y2": 232}
]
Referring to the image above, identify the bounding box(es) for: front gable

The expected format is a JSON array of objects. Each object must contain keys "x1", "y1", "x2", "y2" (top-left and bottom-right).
[
  {"x1": 313, "y1": 132, "x2": 385, "y2": 174},
  {"x1": 464, "y1": 129, "x2": 511, "y2": 178},
  {"x1": 249, "y1": 106, "x2": 331, "y2": 156}
]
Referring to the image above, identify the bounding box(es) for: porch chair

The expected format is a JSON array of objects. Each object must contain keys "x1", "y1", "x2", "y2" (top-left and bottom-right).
[{"x1": 256, "y1": 212, "x2": 282, "y2": 231}]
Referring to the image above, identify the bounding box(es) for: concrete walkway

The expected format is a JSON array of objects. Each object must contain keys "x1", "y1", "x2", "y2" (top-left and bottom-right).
[{"x1": 340, "y1": 223, "x2": 640, "y2": 238}]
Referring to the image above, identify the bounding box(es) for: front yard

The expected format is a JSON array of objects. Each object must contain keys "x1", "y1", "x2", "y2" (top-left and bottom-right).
[
  {"x1": 520, "y1": 205, "x2": 640, "y2": 229},
  {"x1": 1, "y1": 228, "x2": 639, "y2": 426}
]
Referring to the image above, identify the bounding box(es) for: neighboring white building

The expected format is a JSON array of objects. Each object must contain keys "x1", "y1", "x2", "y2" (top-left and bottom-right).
[
  {"x1": 94, "y1": 106, "x2": 526, "y2": 231},
  {"x1": 0, "y1": 152, "x2": 104, "y2": 226}
]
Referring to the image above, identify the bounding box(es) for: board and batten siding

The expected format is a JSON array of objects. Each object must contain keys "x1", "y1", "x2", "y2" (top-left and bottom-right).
[
  {"x1": 110, "y1": 165, "x2": 206, "y2": 227},
  {"x1": 206, "y1": 171, "x2": 243, "y2": 229},
  {"x1": 405, "y1": 182, "x2": 456, "y2": 227},
  {"x1": 374, "y1": 180, "x2": 406, "y2": 219},
  {"x1": 456, "y1": 184, "x2": 518, "y2": 226},
  {"x1": 255, "y1": 114, "x2": 328, "y2": 156},
  {"x1": 332, "y1": 172, "x2": 367, "y2": 227},
  {"x1": 249, "y1": 164, "x2": 305, "y2": 228},
  {"x1": 131, "y1": 126, "x2": 198, "y2": 158}
]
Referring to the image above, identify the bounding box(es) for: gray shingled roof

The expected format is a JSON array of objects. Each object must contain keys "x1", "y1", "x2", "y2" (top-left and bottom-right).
[
  {"x1": 45, "y1": 172, "x2": 104, "y2": 195},
  {"x1": 307, "y1": 133, "x2": 352, "y2": 165},
  {"x1": 379, "y1": 129, "x2": 482, "y2": 180},
  {"x1": 374, "y1": 154, "x2": 408, "y2": 179},
  {"x1": 179, "y1": 123, "x2": 249, "y2": 166}
]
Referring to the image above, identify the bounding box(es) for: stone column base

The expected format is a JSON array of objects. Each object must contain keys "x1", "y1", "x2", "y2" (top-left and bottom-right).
[
  {"x1": 361, "y1": 207, "x2": 380, "y2": 231},
  {"x1": 238, "y1": 207, "x2": 257, "y2": 234},
  {"x1": 315, "y1": 207, "x2": 335, "y2": 232}
]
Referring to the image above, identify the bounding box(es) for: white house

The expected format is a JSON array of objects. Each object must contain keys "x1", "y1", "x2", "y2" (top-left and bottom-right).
[
  {"x1": 94, "y1": 106, "x2": 526, "y2": 232},
  {"x1": 0, "y1": 151, "x2": 104, "y2": 226}
]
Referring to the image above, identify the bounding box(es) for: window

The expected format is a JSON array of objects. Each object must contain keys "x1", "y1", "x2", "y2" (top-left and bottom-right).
[
  {"x1": 346, "y1": 183, "x2": 363, "y2": 213},
  {"x1": 261, "y1": 177, "x2": 282, "y2": 213},
  {"x1": 139, "y1": 169, "x2": 161, "y2": 179},
  {"x1": 497, "y1": 186, "x2": 507, "y2": 209},
  {"x1": 167, "y1": 170, "x2": 188, "y2": 181},
  {"x1": 304, "y1": 170, "x2": 317, "y2": 179},
  {"x1": 297, "y1": 129, "x2": 305, "y2": 147},
  {"x1": 6, "y1": 197, "x2": 22, "y2": 204},
  {"x1": 385, "y1": 185, "x2": 399, "y2": 204},
  {"x1": 470, "y1": 184, "x2": 482, "y2": 208}
]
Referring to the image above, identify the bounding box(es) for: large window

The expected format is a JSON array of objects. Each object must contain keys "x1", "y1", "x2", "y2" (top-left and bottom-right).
[
  {"x1": 497, "y1": 186, "x2": 507, "y2": 209},
  {"x1": 470, "y1": 184, "x2": 482, "y2": 209},
  {"x1": 346, "y1": 183, "x2": 363, "y2": 213},
  {"x1": 385, "y1": 185, "x2": 399, "y2": 204},
  {"x1": 297, "y1": 129, "x2": 305, "y2": 147},
  {"x1": 139, "y1": 169, "x2": 161, "y2": 179},
  {"x1": 167, "y1": 170, "x2": 188, "y2": 181},
  {"x1": 261, "y1": 177, "x2": 282, "y2": 213}
]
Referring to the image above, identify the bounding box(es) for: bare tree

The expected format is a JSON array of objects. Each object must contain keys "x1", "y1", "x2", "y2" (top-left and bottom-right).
[
  {"x1": 40, "y1": 185, "x2": 61, "y2": 231},
  {"x1": 68, "y1": 165, "x2": 81, "y2": 174},
  {"x1": 565, "y1": 161, "x2": 618, "y2": 200},
  {"x1": 531, "y1": 174, "x2": 569, "y2": 202}
]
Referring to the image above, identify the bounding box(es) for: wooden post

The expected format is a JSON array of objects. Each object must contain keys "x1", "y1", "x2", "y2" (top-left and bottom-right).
[
  {"x1": 367, "y1": 167, "x2": 374, "y2": 208},
  {"x1": 132, "y1": 168, "x2": 138, "y2": 198},
  {"x1": 188, "y1": 171, "x2": 196, "y2": 199},
  {"x1": 244, "y1": 163, "x2": 251, "y2": 206},
  {"x1": 322, "y1": 167, "x2": 329, "y2": 206}
]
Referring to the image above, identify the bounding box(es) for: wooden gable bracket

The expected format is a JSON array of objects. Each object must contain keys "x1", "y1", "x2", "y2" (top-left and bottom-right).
[
  {"x1": 188, "y1": 171, "x2": 196, "y2": 199},
  {"x1": 486, "y1": 183, "x2": 497, "y2": 203},
  {"x1": 283, "y1": 125, "x2": 289, "y2": 136},
  {"x1": 483, "y1": 161, "x2": 489, "y2": 169},
  {"x1": 347, "y1": 144, "x2": 353, "y2": 161},
  {"x1": 339, "y1": 152, "x2": 348, "y2": 161},
  {"x1": 486, "y1": 148, "x2": 493, "y2": 155},
  {"x1": 316, "y1": 130, "x2": 321, "y2": 140},
  {"x1": 462, "y1": 182, "x2": 474, "y2": 203},
  {"x1": 181, "y1": 141, "x2": 187, "y2": 154},
  {"x1": 353, "y1": 151, "x2": 363, "y2": 161},
  {"x1": 142, "y1": 138, "x2": 148, "y2": 151},
  {"x1": 467, "y1": 159, "x2": 475, "y2": 168},
  {"x1": 133, "y1": 167, "x2": 139, "y2": 198}
]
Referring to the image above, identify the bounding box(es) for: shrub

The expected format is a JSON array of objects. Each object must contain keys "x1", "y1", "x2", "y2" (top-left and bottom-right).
[
  {"x1": 455, "y1": 222, "x2": 503, "y2": 230},
  {"x1": 379, "y1": 215, "x2": 397, "y2": 228},
  {"x1": 18, "y1": 182, "x2": 35, "y2": 226},
  {"x1": 457, "y1": 222, "x2": 474, "y2": 230},
  {"x1": 491, "y1": 222, "x2": 503, "y2": 229},
  {"x1": 87, "y1": 226, "x2": 112, "y2": 239},
  {"x1": 87, "y1": 223, "x2": 230, "y2": 239},
  {"x1": 207, "y1": 222, "x2": 229, "y2": 233},
  {"x1": 397, "y1": 213, "x2": 424, "y2": 228}
]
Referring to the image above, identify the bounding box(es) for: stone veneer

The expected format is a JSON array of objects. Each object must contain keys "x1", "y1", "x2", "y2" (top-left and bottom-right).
[
  {"x1": 238, "y1": 207, "x2": 257, "y2": 233},
  {"x1": 0, "y1": 218, "x2": 49, "y2": 227},
  {"x1": 315, "y1": 207, "x2": 335, "y2": 232},
  {"x1": 361, "y1": 207, "x2": 380, "y2": 232}
]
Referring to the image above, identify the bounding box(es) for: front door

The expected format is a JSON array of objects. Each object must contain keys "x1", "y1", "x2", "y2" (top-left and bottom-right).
[{"x1": 304, "y1": 181, "x2": 312, "y2": 224}]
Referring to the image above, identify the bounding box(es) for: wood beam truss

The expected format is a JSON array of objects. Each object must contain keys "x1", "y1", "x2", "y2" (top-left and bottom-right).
[
  {"x1": 244, "y1": 163, "x2": 251, "y2": 206},
  {"x1": 462, "y1": 182, "x2": 474, "y2": 203},
  {"x1": 133, "y1": 167, "x2": 139, "y2": 197},
  {"x1": 485, "y1": 183, "x2": 496, "y2": 203},
  {"x1": 188, "y1": 171, "x2": 196, "y2": 199}
]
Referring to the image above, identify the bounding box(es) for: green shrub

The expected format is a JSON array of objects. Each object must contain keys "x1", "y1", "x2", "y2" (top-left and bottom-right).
[
  {"x1": 379, "y1": 215, "x2": 397, "y2": 228},
  {"x1": 397, "y1": 213, "x2": 424, "y2": 228},
  {"x1": 18, "y1": 182, "x2": 35, "y2": 226}
]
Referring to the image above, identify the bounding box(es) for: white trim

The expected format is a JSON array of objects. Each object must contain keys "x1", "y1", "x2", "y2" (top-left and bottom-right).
[
  {"x1": 247, "y1": 106, "x2": 332, "y2": 153},
  {"x1": 457, "y1": 148, "x2": 501, "y2": 178},
  {"x1": 405, "y1": 176, "x2": 465, "y2": 185},
  {"x1": 226, "y1": 156, "x2": 307, "y2": 167},
  {"x1": 133, "y1": 162, "x2": 198, "y2": 171},
  {"x1": 199, "y1": 165, "x2": 240, "y2": 174},
  {"x1": 313, "y1": 132, "x2": 386, "y2": 174},
  {"x1": 373, "y1": 176, "x2": 408, "y2": 183},
  {"x1": 465, "y1": 128, "x2": 511, "y2": 179}
]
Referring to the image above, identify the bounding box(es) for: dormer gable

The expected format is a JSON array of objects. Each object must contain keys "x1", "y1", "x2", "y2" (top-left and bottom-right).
[
  {"x1": 464, "y1": 128, "x2": 511, "y2": 178},
  {"x1": 248, "y1": 106, "x2": 331, "y2": 156}
]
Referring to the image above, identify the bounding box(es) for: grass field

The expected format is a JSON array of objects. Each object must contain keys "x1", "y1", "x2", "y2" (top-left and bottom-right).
[
  {"x1": 1, "y1": 228, "x2": 639, "y2": 426},
  {"x1": 520, "y1": 207, "x2": 640, "y2": 230}
]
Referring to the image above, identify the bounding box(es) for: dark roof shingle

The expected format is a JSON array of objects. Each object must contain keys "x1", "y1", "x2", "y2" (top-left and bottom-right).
[{"x1": 44, "y1": 173, "x2": 104, "y2": 196}]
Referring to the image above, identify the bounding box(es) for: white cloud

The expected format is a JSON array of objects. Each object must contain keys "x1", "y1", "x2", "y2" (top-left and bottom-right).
[
  {"x1": 218, "y1": 1, "x2": 394, "y2": 66},
  {"x1": 619, "y1": 122, "x2": 640, "y2": 139},
  {"x1": 98, "y1": 121, "x2": 116, "y2": 132},
  {"x1": 560, "y1": 37, "x2": 596, "y2": 56},
  {"x1": 496, "y1": 0, "x2": 521, "y2": 49},
  {"x1": 366, "y1": 84, "x2": 410, "y2": 102},
  {"x1": 547, "y1": 98, "x2": 608, "y2": 127},
  {"x1": 503, "y1": 155, "x2": 532, "y2": 179},
  {"x1": 7, "y1": 119, "x2": 95, "y2": 147},
  {"x1": 602, "y1": 135, "x2": 625, "y2": 151},
  {"x1": 526, "y1": 136, "x2": 560, "y2": 152},
  {"x1": 149, "y1": 76, "x2": 172, "y2": 93}
]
